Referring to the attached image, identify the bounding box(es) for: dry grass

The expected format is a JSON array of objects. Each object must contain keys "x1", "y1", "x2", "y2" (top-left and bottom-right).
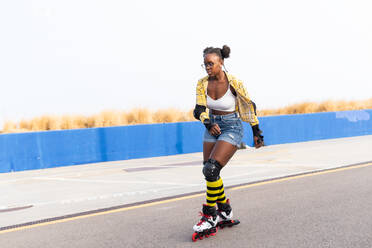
[
  {"x1": 1, "y1": 98, "x2": 372, "y2": 134},
  {"x1": 0, "y1": 108, "x2": 196, "y2": 134},
  {"x1": 257, "y1": 98, "x2": 372, "y2": 116}
]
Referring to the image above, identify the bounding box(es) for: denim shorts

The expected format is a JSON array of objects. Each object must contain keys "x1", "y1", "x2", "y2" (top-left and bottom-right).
[{"x1": 203, "y1": 112, "x2": 244, "y2": 147}]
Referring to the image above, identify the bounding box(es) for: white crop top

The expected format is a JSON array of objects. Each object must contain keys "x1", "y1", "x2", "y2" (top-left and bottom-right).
[{"x1": 206, "y1": 85, "x2": 237, "y2": 112}]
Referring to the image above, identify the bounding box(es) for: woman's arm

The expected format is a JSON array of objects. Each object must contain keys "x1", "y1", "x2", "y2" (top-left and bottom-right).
[
  {"x1": 235, "y1": 79, "x2": 264, "y2": 148},
  {"x1": 193, "y1": 80, "x2": 216, "y2": 131}
]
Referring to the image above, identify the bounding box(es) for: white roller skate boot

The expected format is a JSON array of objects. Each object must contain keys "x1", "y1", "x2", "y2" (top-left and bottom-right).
[
  {"x1": 192, "y1": 204, "x2": 220, "y2": 240},
  {"x1": 217, "y1": 199, "x2": 233, "y2": 221},
  {"x1": 216, "y1": 199, "x2": 240, "y2": 229}
]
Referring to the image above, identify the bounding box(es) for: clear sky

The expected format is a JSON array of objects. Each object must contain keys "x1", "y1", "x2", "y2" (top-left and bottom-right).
[{"x1": 1, "y1": 0, "x2": 371, "y2": 128}]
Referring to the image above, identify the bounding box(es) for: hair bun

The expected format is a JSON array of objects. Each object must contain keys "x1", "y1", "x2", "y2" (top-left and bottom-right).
[{"x1": 221, "y1": 45, "x2": 231, "y2": 59}]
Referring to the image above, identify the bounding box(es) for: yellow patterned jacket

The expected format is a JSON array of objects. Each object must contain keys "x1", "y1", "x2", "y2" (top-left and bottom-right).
[{"x1": 195, "y1": 72, "x2": 259, "y2": 126}]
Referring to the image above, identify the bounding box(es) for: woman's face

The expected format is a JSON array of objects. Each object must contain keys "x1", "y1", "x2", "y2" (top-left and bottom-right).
[{"x1": 203, "y1": 53, "x2": 223, "y2": 77}]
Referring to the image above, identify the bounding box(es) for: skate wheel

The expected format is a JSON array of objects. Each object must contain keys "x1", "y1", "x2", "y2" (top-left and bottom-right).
[
  {"x1": 192, "y1": 233, "x2": 200, "y2": 242},
  {"x1": 233, "y1": 220, "x2": 240, "y2": 226}
]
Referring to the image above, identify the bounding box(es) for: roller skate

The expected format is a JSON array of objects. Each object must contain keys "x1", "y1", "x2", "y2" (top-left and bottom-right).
[
  {"x1": 192, "y1": 204, "x2": 219, "y2": 242},
  {"x1": 217, "y1": 199, "x2": 240, "y2": 229}
]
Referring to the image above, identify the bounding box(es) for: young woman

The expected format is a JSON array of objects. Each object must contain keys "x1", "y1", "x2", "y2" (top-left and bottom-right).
[{"x1": 192, "y1": 45, "x2": 264, "y2": 235}]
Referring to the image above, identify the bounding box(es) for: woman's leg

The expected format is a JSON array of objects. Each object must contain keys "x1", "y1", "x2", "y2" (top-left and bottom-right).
[
  {"x1": 193, "y1": 140, "x2": 236, "y2": 232},
  {"x1": 203, "y1": 142, "x2": 216, "y2": 162},
  {"x1": 206, "y1": 140, "x2": 238, "y2": 205},
  {"x1": 209, "y1": 140, "x2": 238, "y2": 167}
]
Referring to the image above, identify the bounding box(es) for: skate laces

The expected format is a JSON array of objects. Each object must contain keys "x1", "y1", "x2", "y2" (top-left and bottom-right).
[
  {"x1": 197, "y1": 212, "x2": 212, "y2": 226},
  {"x1": 217, "y1": 210, "x2": 227, "y2": 220}
]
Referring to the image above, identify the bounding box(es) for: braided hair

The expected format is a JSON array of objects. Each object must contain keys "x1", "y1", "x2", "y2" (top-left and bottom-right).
[{"x1": 203, "y1": 45, "x2": 231, "y2": 60}]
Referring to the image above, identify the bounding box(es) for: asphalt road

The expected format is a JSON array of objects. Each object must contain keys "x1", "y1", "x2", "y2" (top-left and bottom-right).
[{"x1": 1, "y1": 163, "x2": 372, "y2": 248}]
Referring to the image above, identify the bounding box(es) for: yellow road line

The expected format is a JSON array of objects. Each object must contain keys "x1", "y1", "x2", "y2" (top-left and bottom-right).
[{"x1": 1, "y1": 162, "x2": 371, "y2": 235}]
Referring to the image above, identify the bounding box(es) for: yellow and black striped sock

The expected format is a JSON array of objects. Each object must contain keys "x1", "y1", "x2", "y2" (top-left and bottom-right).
[
  {"x1": 217, "y1": 178, "x2": 227, "y2": 204},
  {"x1": 206, "y1": 178, "x2": 226, "y2": 206}
]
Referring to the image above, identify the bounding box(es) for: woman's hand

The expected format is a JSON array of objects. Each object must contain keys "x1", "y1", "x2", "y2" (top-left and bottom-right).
[
  {"x1": 254, "y1": 136, "x2": 264, "y2": 148},
  {"x1": 252, "y1": 124, "x2": 264, "y2": 148},
  {"x1": 209, "y1": 123, "x2": 221, "y2": 136}
]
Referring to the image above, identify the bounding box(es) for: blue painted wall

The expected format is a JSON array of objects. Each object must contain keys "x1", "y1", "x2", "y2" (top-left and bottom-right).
[
  {"x1": 243, "y1": 110, "x2": 372, "y2": 146},
  {"x1": 1, "y1": 109, "x2": 371, "y2": 173}
]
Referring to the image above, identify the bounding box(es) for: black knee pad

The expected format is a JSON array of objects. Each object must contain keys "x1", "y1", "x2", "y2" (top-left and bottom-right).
[{"x1": 202, "y1": 158, "x2": 222, "y2": 181}]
